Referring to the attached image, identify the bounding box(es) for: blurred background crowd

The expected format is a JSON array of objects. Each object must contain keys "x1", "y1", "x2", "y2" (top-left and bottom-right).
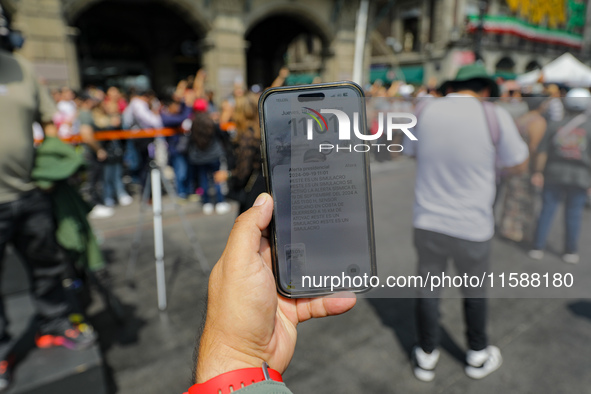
[
  {"x1": 44, "y1": 67, "x2": 591, "y2": 224},
  {"x1": 47, "y1": 68, "x2": 270, "y2": 219}
]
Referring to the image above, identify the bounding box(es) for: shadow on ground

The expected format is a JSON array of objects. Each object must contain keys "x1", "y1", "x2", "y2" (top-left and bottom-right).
[{"x1": 367, "y1": 298, "x2": 466, "y2": 365}]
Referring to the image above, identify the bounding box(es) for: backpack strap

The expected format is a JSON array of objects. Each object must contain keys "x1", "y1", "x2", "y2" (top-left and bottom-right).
[
  {"x1": 413, "y1": 99, "x2": 430, "y2": 119},
  {"x1": 482, "y1": 101, "x2": 500, "y2": 148},
  {"x1": 555, "y1": 113, "x2": 587, "y2": 140}
]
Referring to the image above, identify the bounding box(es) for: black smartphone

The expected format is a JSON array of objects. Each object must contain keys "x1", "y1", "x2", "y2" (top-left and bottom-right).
[{"x1": 259, "y1": 81, "x2": 376, "y2": 298}]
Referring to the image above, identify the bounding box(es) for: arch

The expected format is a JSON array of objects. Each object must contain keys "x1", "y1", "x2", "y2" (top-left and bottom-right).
[
  {"x1": 525, "y1": 60, "x2": 541, "y2": 72},
  {"x1": 244, "y1": 2, "x2": 334, "y2": 87},
  {"x1": 495, "y1": 56, "x2": 515, "y2": 72},
  {"x1": 62, "y1": 0, "x2": 211, "y2": 35},
  {"x1": 72, "y1": 0, "x2": 208, "y2": 92},
  {"x1": 244, "y1": 2, "x2": 334, "y2": 46}
]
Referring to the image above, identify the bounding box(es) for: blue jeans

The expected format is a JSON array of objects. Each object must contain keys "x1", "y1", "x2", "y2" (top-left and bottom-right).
[
  {"x1": 533, "y1": 183, "x2": 588, "y2": 254},
  {"x1": 103, "y1": 163, "x2": 128, "y2": 206},
  {"x1": 194, "y1": 161, "x2": 223, "y2": 205},
  {"x1": 171, "y1": 153, "x2": 190, "y2": 198}
]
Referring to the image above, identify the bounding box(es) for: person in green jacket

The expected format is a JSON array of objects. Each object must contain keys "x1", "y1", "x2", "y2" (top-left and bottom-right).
[{"x1": 32, "y1": 136, "x2": 106, "y2": 273}]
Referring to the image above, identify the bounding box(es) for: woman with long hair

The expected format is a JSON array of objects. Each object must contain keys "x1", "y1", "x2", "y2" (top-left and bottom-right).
[{"x1": 215, "y1": 93, "x2": 265, "y2": 214}]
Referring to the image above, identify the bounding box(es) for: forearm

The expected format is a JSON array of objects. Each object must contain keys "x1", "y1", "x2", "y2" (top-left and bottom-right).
[
  {"x1": 534, "y1": 152, "x2": 548, "y2": 173},
  {"x1": 270, "y1": 76, "x2": 286, "y2": 88},
  {"x1": 80, "y1": 125, "x2": 101, "y2": 152},
  {"x1": 161, "y1": 106, "x2": 191, "y2": 127},
  {"x1": 194, "y1": 70, "x2": 206, "y2": 98}
]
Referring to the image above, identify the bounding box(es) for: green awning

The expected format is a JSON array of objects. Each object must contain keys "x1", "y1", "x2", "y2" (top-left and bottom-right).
[
  {"x1": 285, "y1": 73, "x2": 320, "y2": 85},
  {"x1": 370, "y1": 65, "x2": 424, "y2": 84}
]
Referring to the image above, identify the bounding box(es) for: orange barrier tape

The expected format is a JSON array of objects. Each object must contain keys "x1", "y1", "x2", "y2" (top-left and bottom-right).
[
  {"x1": 93, "y1": 128, "x2": 178, "y2": 141},
  {"x1": 220, "y1": 121, "x2": 236, "y2": 131},
  {"x1": 34, "y1": 127, "x2": 181, "y2": 145}
]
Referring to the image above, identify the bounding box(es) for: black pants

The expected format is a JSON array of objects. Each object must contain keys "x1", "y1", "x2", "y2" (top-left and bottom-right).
[
  {"x1": 0, "y1": 191, "x2": 70, "y2": 342},
  {"x1": 414, "y1": 228, "x2": 490, "y2": 353},
  {"x1": 87, "y1": 155, "x2": 104, "y2": 205}
]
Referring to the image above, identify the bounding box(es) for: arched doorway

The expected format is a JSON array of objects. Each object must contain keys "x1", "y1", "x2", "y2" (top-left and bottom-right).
[
  {"x1": 71, "y1": 0, "x2": 207, "y2": 93},
  {"x1": 525, "y1": 60, "x2": 541, "y2": 72},
  {"x1": 495, "y1": 56, "x2": 515, "y2": 73},
  {"x1": 245, "y1": 11, "x2": 331, "y2": 88}
]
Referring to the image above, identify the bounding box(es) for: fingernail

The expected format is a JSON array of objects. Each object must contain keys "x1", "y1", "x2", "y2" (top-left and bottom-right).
[{"x1": 253, "y1": 193, "x2": 267, "y2": 207}]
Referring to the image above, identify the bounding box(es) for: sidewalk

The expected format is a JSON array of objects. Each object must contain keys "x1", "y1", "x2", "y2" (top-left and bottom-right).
[{"x1": 88, "y1": 160, "x2": 591, "y2": 393}]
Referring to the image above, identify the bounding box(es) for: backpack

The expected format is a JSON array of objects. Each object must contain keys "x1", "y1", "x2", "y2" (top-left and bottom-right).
[{"x1": 551, "y1": 113, "x2": 588, "y2": 163}]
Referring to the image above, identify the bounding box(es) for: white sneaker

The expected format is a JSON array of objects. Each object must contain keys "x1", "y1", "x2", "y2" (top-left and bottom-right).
[
  {"x1": 202, "y1": 203, "x2": 214, "y2": 215},
  {"x1": 528, "y1": 250, "x2": 544, "y2": 260},
  {"x1": 412, "y1": 346, "x2": 440, "y2": 382},
  {"x1": 215, "y1": 202, "x2": 231, "y2": 215},
  {"x1": 562, "y1": 254, "x2": 580, "y2": 264},
  {"x1": 118, "y1": 195, "x2": 133, "y2": 206},
  {"x1": 465, "y1": 346, "x2": 502, "y2": 379},
  {"x1": 89, "y1": 205, "x2": 114, "y2": 219}
]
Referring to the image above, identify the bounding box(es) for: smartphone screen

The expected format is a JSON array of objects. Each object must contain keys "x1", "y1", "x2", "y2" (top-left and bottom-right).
[{"x1": 260, "y1": 83, "x2": 376, "y2": 297}]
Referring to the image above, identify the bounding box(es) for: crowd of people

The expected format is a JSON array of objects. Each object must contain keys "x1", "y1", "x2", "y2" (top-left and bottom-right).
[
  {"x1": 46, "y1": 70, "x2": 268, "y2": 219},
  {"x1": 46, "y1": 66, "x2": 591, "y2": 263},
  {"x1": 363, "y1": 75, "x2": 591, "y2": 262}
]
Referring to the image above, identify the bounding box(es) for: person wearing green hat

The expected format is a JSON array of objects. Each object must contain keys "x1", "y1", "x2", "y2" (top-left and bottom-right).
[
  {"x1": 439, "y1": 63, "x2": 500, "y2": 98},
  {"x1": 404, "y1": 63, "x2": 529, "y2": 382}
]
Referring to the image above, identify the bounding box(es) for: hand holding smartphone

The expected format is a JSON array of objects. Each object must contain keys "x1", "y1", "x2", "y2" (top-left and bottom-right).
[{"x1": 259, "y1": 82, "x2": 376, "y2": 298}]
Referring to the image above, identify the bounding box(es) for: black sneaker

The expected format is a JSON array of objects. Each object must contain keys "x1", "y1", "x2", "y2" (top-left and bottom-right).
[{"x1": 36, "y1": 318, "x2": 97, "y2": 350}]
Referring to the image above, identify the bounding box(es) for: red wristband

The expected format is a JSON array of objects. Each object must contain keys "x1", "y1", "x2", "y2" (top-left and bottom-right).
[{"x1": 186, "y1": 363, "x2": 283, "y2": 394}]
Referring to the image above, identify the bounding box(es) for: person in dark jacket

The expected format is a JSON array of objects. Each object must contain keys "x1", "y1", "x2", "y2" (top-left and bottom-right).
[
  {"x1": 188, "y1": 99, "x2": 231, "y2": 215},
  {"x1": 162, "y1": 98, "x2": 193, "y2": 199},
  {"x1": 0, "y1": 8, "x2": 95, "y2": 390}
]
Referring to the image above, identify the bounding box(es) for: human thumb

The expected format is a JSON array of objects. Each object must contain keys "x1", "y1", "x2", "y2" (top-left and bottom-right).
[{"x1": 223, "y1": 193, "x2": 274, "y2": 264}]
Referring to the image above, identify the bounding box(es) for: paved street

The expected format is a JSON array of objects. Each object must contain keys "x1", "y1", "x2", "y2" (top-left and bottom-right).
[{"x1": 88, "y1": 159, "x2": 591, "y2": 394}]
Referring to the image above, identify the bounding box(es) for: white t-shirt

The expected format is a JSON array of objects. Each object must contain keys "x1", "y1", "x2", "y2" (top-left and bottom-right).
[{"x1": 404, "y1": 94, "x2": 529, "y2": 241}]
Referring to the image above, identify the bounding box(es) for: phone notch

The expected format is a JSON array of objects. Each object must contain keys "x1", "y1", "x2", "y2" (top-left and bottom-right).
[{"x1": 297, "y1": 92, "x2": 325, "y2": 102}]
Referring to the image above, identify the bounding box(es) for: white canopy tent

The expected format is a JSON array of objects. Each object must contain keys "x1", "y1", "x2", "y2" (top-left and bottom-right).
[{"x1": 517, "y1": 53, "x2": 591, "y2": 87}]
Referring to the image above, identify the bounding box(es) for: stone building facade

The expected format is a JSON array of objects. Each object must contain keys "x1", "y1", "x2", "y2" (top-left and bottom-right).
[
  {"x1": 370, "y1": 0, "x2": 591, "y2": 85},
  {"x1": 2, "y1": 0, "x2": 590, "y2": 94},
  {"x1": 2, "y1": 0, "x2": 363, "y2": 97}
]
